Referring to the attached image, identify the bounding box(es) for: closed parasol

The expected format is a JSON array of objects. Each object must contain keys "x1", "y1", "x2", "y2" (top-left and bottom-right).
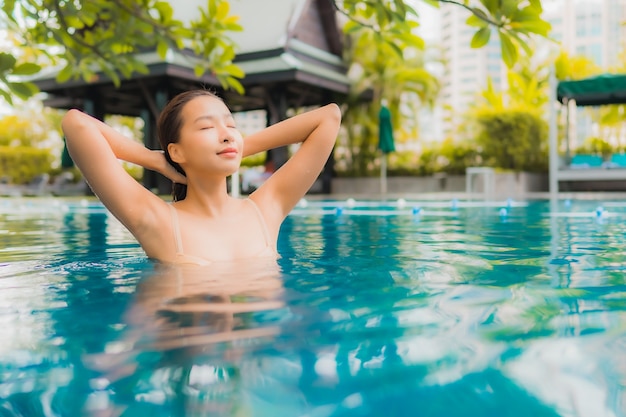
[
  {"x1": 61, "y1": 137, "x2": 74, "y2": 169},
  {"x1": 378, "y1": 103, "x2": 395, "y2": 194}
]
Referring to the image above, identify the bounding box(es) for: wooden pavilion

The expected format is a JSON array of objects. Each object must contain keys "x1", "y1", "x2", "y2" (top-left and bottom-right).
[{"x1": 35, "y1": 0, "x2": 351, "y2": 193}]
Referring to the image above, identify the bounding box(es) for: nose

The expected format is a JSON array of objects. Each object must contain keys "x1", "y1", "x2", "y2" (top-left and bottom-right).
[{"x1": 218, "y1": 125, "x2": 233, "y2": 143}]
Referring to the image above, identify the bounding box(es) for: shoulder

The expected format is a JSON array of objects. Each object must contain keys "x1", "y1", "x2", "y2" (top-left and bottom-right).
[
  {"x1": 128, "y1": 198, "x2": 178, "y2": 260},
  {"x1": 247, "y1": 194, "x2": 282, "y2": 239}
]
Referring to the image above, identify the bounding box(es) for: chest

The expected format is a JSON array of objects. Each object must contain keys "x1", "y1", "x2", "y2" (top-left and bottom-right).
[{"x1": 174, "y1": 209, "x2": 274, "y2": 262}]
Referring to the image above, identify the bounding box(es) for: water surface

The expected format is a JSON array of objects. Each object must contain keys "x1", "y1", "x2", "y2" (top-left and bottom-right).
[{"x1": 0, "y1": 198, "x2": 624, "y2": 416}]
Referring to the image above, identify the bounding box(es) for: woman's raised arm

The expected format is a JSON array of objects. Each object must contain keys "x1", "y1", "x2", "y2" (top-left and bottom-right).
[
  {"x1": 243, "y1": 103, "x2": 341, "y2": 223},
  {"x1": 61, "y1": 110, "x2": 184, "y2": 234}
]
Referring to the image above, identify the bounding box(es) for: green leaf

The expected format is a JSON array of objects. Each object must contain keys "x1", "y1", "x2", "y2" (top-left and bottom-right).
[
  {"x1": 11, "y1": 63, "x2": 41, "y2": 76},
  {"x1": 208, "y1": 0, "x2": 217, "y2": 17},
  {"x1": 499, "y1": 32, "x2": 518, "y2": 68},
  {"x1": 344, "y1": 20, "x2": 363, "y2": 34},
  {"x1": 64, "y1": 15, "x2": 85, "y2": 29},
  {"x1": 225, "y1": 76, "x2": 245, "y2": 95},
  {"x1": 101, "y1": 65, "x2": 119, "y2": 85},
  {"x1": 215, "y1": 1, "x2": 230, "y2": 20},
  {"x1": 0, "y1": 53, "x2": 17, "y2": 73},
  {"x1": 2, "y1": 0, "x2": 18, "y2": 24},
  {"x1": 7, "y1": 82, "x2": 37, "y2": 100},
  {"x1": 513, "y1": 6, "x2": 542, "y2": 22},
  {"x1": 471, "y1": 27, "x2": 491, "y2": 48},
  {"x1": 225, "y1": 21, "x2": 243, "y2": 31},
  {"x1": 194, "y1": 64, "x2": 206, "y2": 77},
  {"x1": 507, "y1": 31, "x2": 532, "y2": 56},
  {"x1": 469, "y1": 7, "x2": 492, "y2": 25},
  {"x1": 386, "y1": 39, "x2": 404, "y2": 57},
  {"x1": 393, "y1": 0, "x2": 407, "y2": 17},
  {"x1": 528, "y1": 0, "x2": 543, "y2": 12},
  {"x1": 222, "y1": 64, "x2": 245, "y2": 78},
  {"x1": 401, "y1": 33, "x2": 425, "y2": 49},
  {"x1": 157, "y1": 40, "x2": 169, "y2": 58},
  {"x1": 0, "y1": 87, "x2": 13, "y2": 105},
  {"x1": 421, "y1": 0, "x2": 440, "y2": 8},
  {"x1": 133, "y1": 60, "x2": 150, "y2": 75},
  {"x1": 500, "y1": 0, "x2": 519, "y2": 19},
  {"x1": 155, "y1": 1, "x2": 174, "y2": 22},
  {"x1": 56, "y1": 64, "x2": 75, "y2": 84},
  {"x1": 480, "y1": 0, "x2": 499, "y2": 14},
  {"x1": 466, "y1": 14, "x2": 487, "y2": 28},
  {"x1": 513, "y1": 20, "x2": 552, "y2": 37}
]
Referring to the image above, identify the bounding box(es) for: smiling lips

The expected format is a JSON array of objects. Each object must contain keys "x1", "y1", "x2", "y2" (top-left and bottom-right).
[{"x1": 217, "y1": 147, "x2": 238, "y2": 157}]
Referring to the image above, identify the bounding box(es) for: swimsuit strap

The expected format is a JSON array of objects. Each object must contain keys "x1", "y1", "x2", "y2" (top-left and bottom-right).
[
  {"x1": 168, "y1": 204, "x2": 185, "y2": 255},
  {"x1": 245, "y1": 198, "x2": 272, "y2": 248}
]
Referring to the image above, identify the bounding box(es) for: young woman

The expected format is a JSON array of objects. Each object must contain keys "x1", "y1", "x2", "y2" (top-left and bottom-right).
[{"x1": 61, "y1": 90, "x2": 341, "y2": 265}]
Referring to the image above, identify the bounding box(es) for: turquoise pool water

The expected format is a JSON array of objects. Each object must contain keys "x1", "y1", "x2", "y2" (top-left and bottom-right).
[{"x1": 1, "y1": 197, "x2": 625, "y2": 417}]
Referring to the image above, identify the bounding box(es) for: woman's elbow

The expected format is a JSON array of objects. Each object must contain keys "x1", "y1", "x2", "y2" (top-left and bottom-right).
[
  {"x1": 325, "y1": 103, "x2": 342, "y2": 124},
  {"x1": 61, "y1": 109, "x2": 88, "y2": 134}
]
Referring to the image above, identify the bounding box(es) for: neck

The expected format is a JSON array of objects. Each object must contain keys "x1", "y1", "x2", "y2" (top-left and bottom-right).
[{"x1": 177, "y1": 176, "x2": 235, "y2": 216}]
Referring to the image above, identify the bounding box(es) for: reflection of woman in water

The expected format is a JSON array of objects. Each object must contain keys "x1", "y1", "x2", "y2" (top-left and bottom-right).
[
  {"x1": 62, "y1": 90, "x2": 341, "y2": 264},
  {"x1": 84, "y1": 261, "x2": 287, "y2": 416}
]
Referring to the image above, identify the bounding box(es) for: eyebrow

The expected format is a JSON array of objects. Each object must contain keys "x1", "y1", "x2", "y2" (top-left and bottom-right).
[{"x1": 193, "y1": 114, "x2": 234, "y2": 124}]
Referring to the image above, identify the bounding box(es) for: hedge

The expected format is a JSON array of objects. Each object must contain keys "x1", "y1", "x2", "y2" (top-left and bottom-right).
[
  {"x1": 0, "y1": 146, "x2": 53, "y2": 184},
  {"x1": 474, "y1": 109, "x2": 548, "y2": 172}
]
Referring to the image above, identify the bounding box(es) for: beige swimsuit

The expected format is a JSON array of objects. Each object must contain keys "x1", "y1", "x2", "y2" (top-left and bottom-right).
[{"x1": 168, "y1": 199, "x2": 277, "y2": 266}]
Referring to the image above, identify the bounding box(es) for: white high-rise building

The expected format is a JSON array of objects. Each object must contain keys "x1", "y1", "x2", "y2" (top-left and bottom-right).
[
  {"x1": 546, "y1": 0, "x2": 626, "y2": 67},
  {"x1": 436, "y1": 0, "x2": 626, "y2": 139},
  {"x1": 439, "y1": 4, "x2": 505, "y2": 139}
]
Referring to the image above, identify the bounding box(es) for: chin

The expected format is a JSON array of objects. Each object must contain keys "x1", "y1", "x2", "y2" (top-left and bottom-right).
[{"x1": 224, "y1": 163, "x2": 242, "y2": 177}]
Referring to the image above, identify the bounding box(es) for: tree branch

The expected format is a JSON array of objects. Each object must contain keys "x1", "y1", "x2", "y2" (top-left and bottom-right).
[
  {"x1": 433, "y1": 0, "x2": 501, "y2": 27},
  {"x1": 51, "y1": 0, "x2": 109, "y2": 61},
  {"x1": 109, "y1": 0, "x2": 171, "y2": 35},
  {"x1": 329, "y1": 0, "x2": 502, "y2": 31},
  {"x1": 328, "y1": 0, "x2": 380, "y2": 32}
]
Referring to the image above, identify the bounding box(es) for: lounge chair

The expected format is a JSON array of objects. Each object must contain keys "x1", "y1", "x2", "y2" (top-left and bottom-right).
[
  {"x1": 605, "y1": 153, "x2": 626, "y2": 168},
  {"x1": 570, "y1": 154, "x2": 603, "y2": 169}
]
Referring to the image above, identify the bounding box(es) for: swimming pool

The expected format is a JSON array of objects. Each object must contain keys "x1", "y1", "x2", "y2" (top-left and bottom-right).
[{"x1": 0, "y1": 197, "x2": 624, "y2": 416}]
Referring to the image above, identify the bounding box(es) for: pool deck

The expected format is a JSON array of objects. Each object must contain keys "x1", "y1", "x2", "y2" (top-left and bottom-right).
[
  {"x1": 4, "y1": 181, "x2": 626, "y2": 203},
  {"x1": 307, "y1": 191, "x2": 626, "y2": 202}
]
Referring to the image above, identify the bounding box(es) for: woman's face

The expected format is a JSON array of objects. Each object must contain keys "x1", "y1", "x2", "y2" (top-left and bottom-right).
[{"x1": 170, "y1": 95, "x2": 244, "y2": 177}]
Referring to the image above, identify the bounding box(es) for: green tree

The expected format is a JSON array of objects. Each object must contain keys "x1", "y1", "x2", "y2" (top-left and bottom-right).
[
  {"x1": 334, "y1": 0, "x2": 550, "y2": 177},
  {"x1": 0, "y1": 0, "x2": 244, "y2": 104},
  {"x1": 338, "y1": 14, "x2": 440, "y2": 176},
  {"x1": 1, "y1": 0, "x2": 551, "y2": 106},
  {"x1": 455, "y1": 52, "x2": 553, "y2": 172},
  {"x1": 554, "y1": 50, "x2": 602, "y2": 81},
  {"x1": 333, "y1": 0, "x2": 551, "y2": 67}
]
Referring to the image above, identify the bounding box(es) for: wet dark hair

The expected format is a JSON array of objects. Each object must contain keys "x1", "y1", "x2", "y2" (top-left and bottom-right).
[{"x1": 157, "y1": 90, "x2": 223, "y2": 201}]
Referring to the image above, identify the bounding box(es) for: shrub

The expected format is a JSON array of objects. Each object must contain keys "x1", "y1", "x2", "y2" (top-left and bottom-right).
[
  {"x1": 439, "y1": 138, "x2": 482, "y2": 175},
  {"x1": 0, "y1": 146, "x2": 53, "y2": 184},
  {"x1": 474, "y1": 109, "x2": 548, "y2": 172},
  {"x1": 574, "y1": 136, "x2": 614, "y2": 158},
  {"x1": 387, "y1": 151, "x2": 420, "y2": 176}
]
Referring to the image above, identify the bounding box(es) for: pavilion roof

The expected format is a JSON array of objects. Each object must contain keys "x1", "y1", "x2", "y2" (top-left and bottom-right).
[
  {"x1": 34, "y1": 0, "x2": 351, "y2": 114},
  {"x1": 557, "y1": 74, "x2": 626, "y2": 107}
]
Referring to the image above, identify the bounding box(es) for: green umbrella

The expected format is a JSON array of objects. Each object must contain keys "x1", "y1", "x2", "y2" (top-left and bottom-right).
[
  {"x1": 378, "y1": 105, "x2": 395, "y2": 194},
  {"x1": 61, "y1": 137, "x2": 74, "y2": 169},
  {"x1": 378, "y1": 105, "x2": 395, "y2": 153}
]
